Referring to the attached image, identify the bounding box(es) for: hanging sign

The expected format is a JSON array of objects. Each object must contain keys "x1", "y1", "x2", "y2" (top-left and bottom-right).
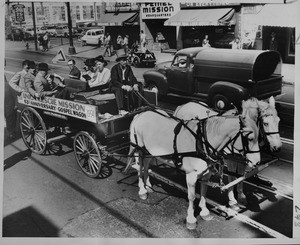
[{"x1": 12, "y1": 4, "x2": 25, "y2": 23}]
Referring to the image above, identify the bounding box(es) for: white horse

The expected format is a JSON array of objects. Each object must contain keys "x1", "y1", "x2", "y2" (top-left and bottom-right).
[
  {"x1": 174, "y1": 96, "x2": 281, "y2": 210},
  {"x1": 127, "y1": 109, "x2": 260, "y2": 229}
]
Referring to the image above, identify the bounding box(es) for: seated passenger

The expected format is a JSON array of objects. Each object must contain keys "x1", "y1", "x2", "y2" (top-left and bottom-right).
[
  {"x1": 9, "y1": 60, "x2": 39, "y2": 98},
  {"x1": 110, "y1": 50, "x2": 143, "y2": 113},
  {"x1": 80, "y1": 58, "x2": 96, "y2": 85},
  {"x1": 67, "y1": 59, "x2": 81, "y2": 79},
  {"x1": 34, "y1": 62, "x2": 70, "y2": 100},
  {"x1": 86, "y1": 56, "x2": 111, "y2": 93}
]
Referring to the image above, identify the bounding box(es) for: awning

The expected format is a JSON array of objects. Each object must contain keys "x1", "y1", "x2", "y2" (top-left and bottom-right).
[
  {"x1": 245, "y1": 2, "x2": 297, "y2": 27},
  {"x1": 98, "y1": 12, "x2": 139, "y2": 26},
  {"x1": 164, "y1": 8, "x2": 236, "y2": 26}
]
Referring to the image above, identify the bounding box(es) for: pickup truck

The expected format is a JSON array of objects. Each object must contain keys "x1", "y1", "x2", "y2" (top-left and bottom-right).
[{"x1": 143, "y1": 47, "x2": 282, "y2": 109}]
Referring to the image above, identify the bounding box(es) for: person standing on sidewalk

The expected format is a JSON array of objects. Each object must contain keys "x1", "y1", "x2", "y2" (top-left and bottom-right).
[
  {"x1": 140, "y1": 30, "x2": 146, "y2": 52},
  {"x1": 123, "y1": 34, "x2": 129, "y2": 55},
  {"x1": 103, "y1": 33, "x2": 112, "y2": 57},
  {"x1": 43, "y1": 32, "x2": 49, "y2": 51}
]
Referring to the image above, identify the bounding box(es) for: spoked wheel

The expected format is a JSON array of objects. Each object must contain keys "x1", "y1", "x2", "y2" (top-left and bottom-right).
[
  {"x1": 20, "y1": 107, "x2": 47, "y2": 154},
  {"x1": 73, "y1": 131, "x2": 102, "y2": 178}
]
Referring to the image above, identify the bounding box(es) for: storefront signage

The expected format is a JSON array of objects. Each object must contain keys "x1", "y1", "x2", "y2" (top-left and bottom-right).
[
  {"x1": 105, "y1": 2, "x2": 139, "y2": 12},
  {"x1": 12, "y1": 4, "x2": 25, "y2": 23},
  {"x1": 18, "y1": 93, "x2": 98, "y2": 123},
  {"x1": 141, "y1": 2, "x2": 180, "y2": 19},
  {"x1": 180, "y1": 1, "x2": 244, "y2": 8}
]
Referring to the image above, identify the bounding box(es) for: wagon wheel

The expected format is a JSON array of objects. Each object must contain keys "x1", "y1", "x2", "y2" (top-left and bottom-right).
[
  {"x1": 73, "y1": 131, "x2": 102, "y2": 178},
  {"x1": 20, "y1": 107, "x2": 47, "y2": 154}
]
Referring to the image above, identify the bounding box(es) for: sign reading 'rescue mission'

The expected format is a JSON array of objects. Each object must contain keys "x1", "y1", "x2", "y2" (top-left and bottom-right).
[
  {"x1": 141, "y1": 2, "x2": 180, "y2": 19},
  {"x1": 18, "y1": 93, "x2": 98, "y2": 123}
]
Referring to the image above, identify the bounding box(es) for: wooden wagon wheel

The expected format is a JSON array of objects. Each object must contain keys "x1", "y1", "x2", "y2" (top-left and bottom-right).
[
  {"x1": 20, "y1": 107, "x2": 47, "y2": 154},
  {"x1": 73, "y1": 131, "x2": 102, "y2": 178}
]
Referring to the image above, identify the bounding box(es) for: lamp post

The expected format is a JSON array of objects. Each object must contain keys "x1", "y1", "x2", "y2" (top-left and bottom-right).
[{"x1": 66, "y1": 2, "x2": 76, "y2": 54}]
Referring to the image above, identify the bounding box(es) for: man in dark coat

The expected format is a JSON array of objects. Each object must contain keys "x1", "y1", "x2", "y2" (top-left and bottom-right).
[{"x1": 110, "y1": 49, "x2": 143, "y2": 113}]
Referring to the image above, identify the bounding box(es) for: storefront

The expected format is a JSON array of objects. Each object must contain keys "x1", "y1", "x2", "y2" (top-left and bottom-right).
[
  {"x1": 164, "y1": 2, "x2": 240, "y2": 49},
  {"x1": 243, "y1": 2, "x2": 296, "y2": 64},
  {"x1": 96, "y1": 2, "x2": 140, "y2": 48},
  {"x1": 140, "y1": 2, "x2": 180, "y2": 49}
]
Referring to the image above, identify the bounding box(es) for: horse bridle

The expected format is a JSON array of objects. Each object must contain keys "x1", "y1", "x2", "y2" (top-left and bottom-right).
[{"x1": 258, "y1": 111, "x2": 280, "y2": 146}]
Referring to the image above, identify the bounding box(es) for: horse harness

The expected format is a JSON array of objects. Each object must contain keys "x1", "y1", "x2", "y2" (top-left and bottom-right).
[{"x1": 257, "y1": 110, "x2": 280, "y2": 147}]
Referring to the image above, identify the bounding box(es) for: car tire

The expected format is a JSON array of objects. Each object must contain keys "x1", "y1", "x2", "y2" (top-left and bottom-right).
[
  {"x1": 211, "y1": 94, "x2": 230, "y2": 110},
  {"x1": 82, "y1": 40, "x2": 86, "y2": 46}
]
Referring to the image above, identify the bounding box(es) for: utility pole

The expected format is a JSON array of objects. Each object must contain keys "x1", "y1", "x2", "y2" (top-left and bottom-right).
[
  {"x1": 32, "y1": 2, "x2": 38, "y2": 51},
  {"x1": 66, "y1": 2, "x2": 76, "y2": 54}
]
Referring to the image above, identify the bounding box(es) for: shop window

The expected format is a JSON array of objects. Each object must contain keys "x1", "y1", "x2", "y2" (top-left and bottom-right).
[
  {"x1": 288, "y1": 28, "x2": 295, "y2": 56},
  {"x1": 76, "y1": 6, "x2": 80, "y2": 20}
]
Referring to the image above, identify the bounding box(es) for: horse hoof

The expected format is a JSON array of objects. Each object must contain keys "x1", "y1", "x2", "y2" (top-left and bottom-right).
[
  {"x1": 186, "y1": 222, "x2": 197, "y2": 230},
  {"x1": 229, "y1": 203, "x2": 240, "y2": 211},
  {"x1": 200, "y1": 214, "x2": 213, "y2": 221},
  {"x1": 139, "y1": 193, "x2": 148, "y2": 200}
]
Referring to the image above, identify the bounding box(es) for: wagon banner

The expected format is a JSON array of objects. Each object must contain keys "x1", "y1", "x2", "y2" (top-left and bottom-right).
[{"x1": 18, "y1": 93, "x2": 98, "y2": 123}]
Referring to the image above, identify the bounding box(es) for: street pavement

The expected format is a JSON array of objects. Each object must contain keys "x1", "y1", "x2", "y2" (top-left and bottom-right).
[{"x1": 5, "y1": 39, "x2": 295, "y2": 84}]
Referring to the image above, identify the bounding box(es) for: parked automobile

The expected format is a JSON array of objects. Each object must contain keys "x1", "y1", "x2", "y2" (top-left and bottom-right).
[
  {"x1": 143, "y1": 47, "x2": 283, "y2": 110},
  {"x1": 128, "y1": 49, "x2": 156, "y2": 68},
  {"x1": 7, "y1": 27, "x2": 31, "y2": 41},
  {"x1": 42, "y1": 25, "x2": 58, "y2": 37},
  {"x1": 56, "y1": 25, "x2": 77, "y2": 37},
  {"x1": 84, "y1": 21, "x2": 104, "y2": 31},
  {"x1": 81, "y1": 29, "x2": 104, "y2": 46}
]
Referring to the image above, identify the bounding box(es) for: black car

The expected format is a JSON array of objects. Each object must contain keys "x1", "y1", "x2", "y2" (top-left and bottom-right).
[
  {"x1": 128, "y1": 49, "x2": 156, "y2": 68},
  {"x1": 7, "y1": 27, "x2": 31, "y2": 41}
]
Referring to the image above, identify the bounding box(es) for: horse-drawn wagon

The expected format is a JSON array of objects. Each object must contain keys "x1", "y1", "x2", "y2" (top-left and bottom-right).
[{"x1": 17, "y1": 86, "x2": 281, "y2": 230}]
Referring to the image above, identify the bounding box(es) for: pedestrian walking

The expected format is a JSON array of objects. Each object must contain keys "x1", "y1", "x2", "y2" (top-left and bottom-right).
[
  {"x1": 43, "y1": 32, "x2": 49, "y2": 51},
  {"x1": 269, "y1": 32, "x2": 278, "y2": 51},
  {"x1": 202, "y1": 35, "x2": 210, "y2": 47},
  {"x1": 103, "y1": 33, "x2": 112, "y2": 57},
  {"x1": 229, "y1": 37, "x2": 242, "y2": 49},
  {"x1": 140, "y1": 30, "x2": 146, "y2": 52},
  {"x1": 123, "y1": 34, "x2": 129, "y2": 55},
  {"x1": 116, "y1": 35, "x2": 123, "y2": 50}
]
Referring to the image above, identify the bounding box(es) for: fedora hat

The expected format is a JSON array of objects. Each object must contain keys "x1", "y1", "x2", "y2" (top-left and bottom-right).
[
  {"x1": 38, "y1": 62, "x2": 49, "y2": 71},
  {"x1": 95, "y1": 55, "x2": 108, "y2": 66},
  {"x1": 28, "y1": 61, "x2": 36, "y2": 69},
  {"x1": 115, "y1": 49, "x2": 128, "y2": 62}
]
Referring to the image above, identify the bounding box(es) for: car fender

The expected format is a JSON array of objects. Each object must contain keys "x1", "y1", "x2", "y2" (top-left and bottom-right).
[
  {"x1": 143, "y1": 70, "x2": 168, "y2": 95},
  {"x1": 208, "y1": 81, "x2": 249, "y2": 107}
]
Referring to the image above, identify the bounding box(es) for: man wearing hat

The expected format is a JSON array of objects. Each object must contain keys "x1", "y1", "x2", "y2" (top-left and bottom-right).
[
  {"x1": 86, "y1": 56, "x2": 111, "y2": 92},
  {"x1": 110, "y1": 49, "x2": 143, "y2": 113},
  {"x1": 34, "y1": 62, "x2": 70, "y2": 100}
]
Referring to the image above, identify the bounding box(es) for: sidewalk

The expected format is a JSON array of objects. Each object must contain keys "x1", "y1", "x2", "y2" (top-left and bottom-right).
[{"x1": 5, "y1": 39, "x2": 294, "y2": 84}]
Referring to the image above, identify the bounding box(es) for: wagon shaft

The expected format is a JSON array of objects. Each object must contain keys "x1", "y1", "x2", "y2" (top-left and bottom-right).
[{"x1": 220, "y1": 158, "x2": 278, "y2": 192}]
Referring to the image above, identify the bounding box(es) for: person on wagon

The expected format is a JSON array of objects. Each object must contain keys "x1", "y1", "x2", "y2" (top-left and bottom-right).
[
  {"x1": 67, "y1": 59, "x2": 81, "y2": 79},
  {"x1": 34, "y1": 62, "x2": 70, "y2": 100},
  {"x1": 86, "y1": 56, "x2": 111, "y2": 92},
  {"x1": 110, "y1": 49, "x2": 143, "y2": 113}
]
